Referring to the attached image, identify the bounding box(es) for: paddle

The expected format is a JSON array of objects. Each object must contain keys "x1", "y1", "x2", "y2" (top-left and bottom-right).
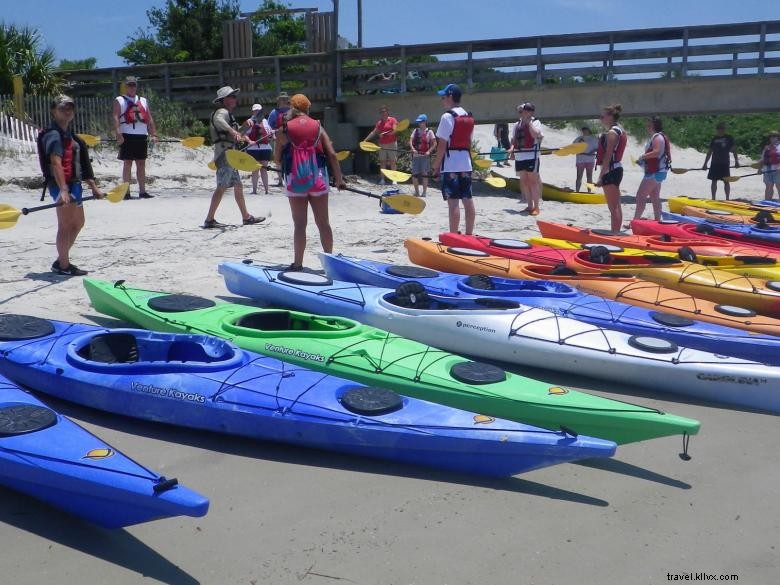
[
  {"x1": 671, "y1": 163, "x2": 758, "y2": 175},
  {"x1": 723, "y1": 172, "x2": 763, "y2": 183},
  {"x1": 480, "y1": 143, "x2": 587, "y2": 157},
  {"x1": 472, "y1": 158, "x2": 493, "y2": 170},
  {"x1": 381, "y1": 168, "x2": 506, "y2": 189},
  {"x1": 343, "y1": 185, "x2": 425, "y2": 214},
  {"x1": 224, "y1": 149, "x2": 351, "y2": 173},
  {"x1": 0, "y1": 183, "x2": 129, "y2": 230},
  {"x1": 77, "y1": 134, "x2": 205, "y2": 149}
]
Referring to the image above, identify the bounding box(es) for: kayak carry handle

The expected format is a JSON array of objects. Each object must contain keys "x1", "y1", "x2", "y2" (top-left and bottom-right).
[
  {"x1": 679, "y1": 433, "x2": 692, "y2": 461},
  {"x1": 153, "y1": 477, "x2": 179, "y2": 493},
  {"x1": 559, "y1": 425, "x2": 578, "y2": 438}
]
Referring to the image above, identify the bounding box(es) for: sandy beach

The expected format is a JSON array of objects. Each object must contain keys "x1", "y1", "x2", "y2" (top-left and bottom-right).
[{"x1": 1, "y1": 124, "x2": 778, "y2": 585}]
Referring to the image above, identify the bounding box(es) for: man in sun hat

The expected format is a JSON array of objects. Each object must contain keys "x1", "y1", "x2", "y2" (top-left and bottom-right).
[
  {"x1": 112, "y1": 75, "x2": 157, "y2": 199},
  {"x1": 409, "y1": 113, "x2": 436, "y2": 197},
  {"x1": 202, "y1": 85, "x2": 264, "y2": 229},
  {"x1": 432, "y1": 83, "x2": 476, "y2": 234}
]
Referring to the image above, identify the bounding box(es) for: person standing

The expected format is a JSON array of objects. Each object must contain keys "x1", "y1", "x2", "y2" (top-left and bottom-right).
[
  {"x1": 112, "y1": 76, "x2": 157, "y2": 200},
  {"x1": 274, "y1": 93, "x2": 346, "y2": 270},
  {"x1": 432, "y1": 83, "x2": 476, "y2": 235},
  {"x1": 363, "y1": 105, "x2": 398, "y2": 183},
  {"x1": 242, "y1": 103, "x2": 272, "y2": 195},
  {"x1": 595, "y1": 104, "x2": 628, "y2": 233},
  {"x1": 40, "y1": 95, "x2": 104, "y2": 276},
  {"x1": 573, "y1": 127, "x2": 598, "y2": 192},
  {"x1": 761, "y1": 130, "x2": 780, "y2": 201},
  {"x1": 703, "y1": 122, "x2": 739, "y2": 200},
  {"x1": 632, "y1": 116, "x2": 671, "y2": 222},
  {"x1": 493, "y1": 122, "x2": 510, "y2": 167},
  {"x1": 507, "y1": 102, "x2": 543, "y2": 215},
  {"x1": 203, "y1": 86, "x2": 264, "y2": 229},
  {"x1": 267, "y1": 92, "x2": 292, "y2": 186},
  {"x1": 409, "y1": 114, "x2": 436, "y2": 197}
]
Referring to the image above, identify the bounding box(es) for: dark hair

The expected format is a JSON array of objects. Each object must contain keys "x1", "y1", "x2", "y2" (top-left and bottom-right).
[
  {"x1": 649, "y1": 116, "x2": 663, "y2": 132},
  {"x1": 602, "y1": 104, "x2": 622, "y2": 121}
]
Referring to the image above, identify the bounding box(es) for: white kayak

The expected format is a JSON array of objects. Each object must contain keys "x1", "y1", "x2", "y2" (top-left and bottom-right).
[{"x1": 219, "y1": 261, "x2": 780, "y2": 412}]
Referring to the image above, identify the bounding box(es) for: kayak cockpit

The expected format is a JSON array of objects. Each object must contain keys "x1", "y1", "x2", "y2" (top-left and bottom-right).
[
  {"x1": 456, "y1": 274, "x2": 578, "y2": 299},
  {"x1": 67, "y1": 329, "x2": 245, "y2": 372},
  {"x1": 224, "y1": 310, "x2": 360, "y2": 339},
  {"x1": 382, "y1": 283, "x2": 524, "y2": 312}
]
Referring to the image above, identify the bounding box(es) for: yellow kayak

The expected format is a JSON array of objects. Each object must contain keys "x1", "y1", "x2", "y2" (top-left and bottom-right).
[
  {"x1": 542, "y1": 183, "x2": 606, "y2": 204},
  {"x1": 668, "y1": 196, "x2": 780, "y2": 220},
  {"x1": 528, "y1": 236, "x2": 780, "y2": 281}
]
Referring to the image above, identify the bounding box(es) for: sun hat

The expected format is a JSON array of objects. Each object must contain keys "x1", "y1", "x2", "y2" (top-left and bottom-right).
[
  {"x1": 521, "y1": 102, "x2": 536, "y2": 112},
  {"x1": 213, "y1": 86, "x2": 240, "y2": 103},
  {"x1": 251, "y1": 103, "x2": 263, "y2": 112},
  {"x1": 276, "y1": 91, "x2": 290, "y2": 101},
  {"x1": 437, "y1": 83, "x2": 462, "y2": 100},
  {"x1": 415, "y1": 114, "x2": 428, "y2": 123},
  {"x1": 124, "y1": 76, "x2": 138, "y2": 85},
  {"x1": 51, "y1": 94, "x2": 75, "y2": 108},
  {"x1": 290, "y1": 93, "x2": 311, "y2": 111}
]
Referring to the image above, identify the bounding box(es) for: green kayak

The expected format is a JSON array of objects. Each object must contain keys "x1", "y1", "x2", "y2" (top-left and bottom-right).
[{"x1": 83, "y1": 278, "x2": 700, "y2": 446}]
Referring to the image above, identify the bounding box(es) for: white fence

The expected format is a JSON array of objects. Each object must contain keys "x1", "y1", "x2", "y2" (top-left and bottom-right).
[{"x1": 0, "y1": 114, "x2": 38, "y2": 154}]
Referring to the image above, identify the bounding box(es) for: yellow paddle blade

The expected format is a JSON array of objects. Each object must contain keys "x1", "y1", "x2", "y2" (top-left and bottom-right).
[
  {"x1": 359, "y1": 141, "x2": 381, "y2": 152},
  {"x1": 208, "y1": 160, "x2": 217, "y2": 171},
  {"x1": 105, "y1": 182, "x2": 130, "y2": 203},
  {"x1": 0, "y1": 205, "x2": 22, "y2": 229},
  {"x1": 750, "y1": 162, "x2": 762, "y2": 170},
  {"x1": 585, "y1": 182, "x2": 600, "y2": 191},
  {"x1": 181, "y1": 136, "x2": 205, "y2": 149},
  {"x1": 723, "y1": 175, "x2": 740, "y2": 183},
  {"x1": 473, "y1": 158, "x2": 492, "y2": 170},
  {"x1": 380, "y1": 168, "x2": 412, "y2": 183},
  {"x1": 336, "y1": 150, "x2": 351, "y2": 162},
  {"x1": 395, "y1": 118, "x2": 410, "y2": 132},
  {"x1": 670, "y1": 167, "x2": 689, "y2": 174},
  {"x1": 383, "y1": 194, "x2": 425, "y2": 215},
  {"x1": 484, "y1": 176, "x2": 506, "y2": 189},
  {"x1": 630, "y1": 155, "x2": 639, "y2": 166},
  {"x1": 554, "y1": 142, "x2": 588, "y2": 156},
  {"x1": 225, "y1": 149, "x2": 262, "y2": 172},
  {"x1": 77, "y1": 133, "x2": 101, "y2": 147}
]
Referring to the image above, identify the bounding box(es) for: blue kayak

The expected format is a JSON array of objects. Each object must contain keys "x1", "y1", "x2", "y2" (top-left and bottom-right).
[
  {"x1": 662, "y1": 212, "x2": 780, "y2": 246},
  {"x1": 0, "y1": 372, "x2": 208, "y2": 528},
  {"x1": 318, "y1": 252, "x2": 780, "y2": 366},
  {"x1": 0, "y1": 315, "x2": 616, "y2": 477}
]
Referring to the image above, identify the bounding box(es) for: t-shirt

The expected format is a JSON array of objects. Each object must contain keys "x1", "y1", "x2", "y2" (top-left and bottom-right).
[
  {"x1": 268, "y1": 107, "x2": 290, "y2": 131},
  {"x1": 709, "y1": 135, "x2": 735, "y2": 166},
  {"x1": 574, "y1": 135, "x2": 599, "y2": 164},
  {"x1": 210, "y1": 108, "x2": 238, "y2": 159},
  {"x1": 116, "y1": 95, "x2": 150, "y2": 135},
  {"x1": 512, "y1": 119, "x2": 543, "y2": 161},
  {"x1": 375, "y1": 117, "x2": 398, "y2": 145},
  {"x1": 42, "y1": 127, "x2": 79, "y2": 186},
  {"x1": 436, "y1": 107, "x2": 473, "y2": 173}
]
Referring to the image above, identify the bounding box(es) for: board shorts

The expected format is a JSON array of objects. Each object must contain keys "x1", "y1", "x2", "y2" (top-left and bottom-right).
[
  {"x1": 441, "y1": 172, "x2": 472, "y2": 200},
  {"x1": 49, "y1": 182, "x2": 84, "y2": 206},
  {"x1": 644, "y1": 171, "x2": 668, "y2": 182},
  {"x1": 601, "y1": 167, "x2": 624, "y2": 187},
  {"x1": 248, "y1": 149, "x2": 272, "y2": 162},
  {"x1": 707, "y1": 163, "x2": 731, "y2": 181},
  {"x1": 412, "y1": 155, "x2": 431, "y2": 177},
  {"x1": 118, "y1": 133, "x2": 149, "y2": 161},
  {"x1": 515, "y1": 158, "x2": 540, "y2": 173},
  {"x1": 215, "y1": 154, "x2": 241, "y2": 188},
  {"x1": 285, "y1": 166, "x2": 330, "y2": 198},
  {"x1": 764, "y1": 170, "x2": 780, "y2": 185},
  {"x1": 379, "y1": 142, "x2": 398, "y2": 165}
]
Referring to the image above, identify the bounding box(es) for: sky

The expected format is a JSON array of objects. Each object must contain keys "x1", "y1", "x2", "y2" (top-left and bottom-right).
[{"x1": 4, "y1": 0, "x2": 778, "y2": 68}]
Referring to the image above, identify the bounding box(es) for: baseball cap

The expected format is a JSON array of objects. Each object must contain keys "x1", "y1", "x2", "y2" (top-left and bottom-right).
[
  {"x1": 124, "y1": 76, "x2": 138, "y2": 85},
  {"x1": 415, "y1": 114, "x2": 428, "y2": 123},
  {"x1": 251, "y1": 103, "x2": 263, "y2": 112},
  {"x1": 437, "y1": 84, "x2": 462, "y2": 100},
  {"x1": 51, "y1": 94, "x2": 75, "y2": 108},
  {"x1": 521, "y1": 102, "x2": 535, "y2": 112}
]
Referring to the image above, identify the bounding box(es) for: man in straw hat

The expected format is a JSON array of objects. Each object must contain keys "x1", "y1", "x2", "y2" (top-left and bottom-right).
[{"x1": 203, "y1": 85, "x2": 264, "y2": 228}]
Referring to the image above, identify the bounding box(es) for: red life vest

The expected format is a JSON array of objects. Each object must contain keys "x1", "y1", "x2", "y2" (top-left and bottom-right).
[
  {"x1": 644, "y1": 132, "x2": 672, "y2": 173},
  {"x1": 446, "y1": 109, "x2": 474, "y2": 152},
  {"x1": 37, "y1": 125, "x2": 92, "y2": 184},
  {"x1": 120, "y1": 95, "x2": 150, "y2": 127},
  {"x1": 763, "y1": 144, "x2": 780, "y2": 167},
  {"x1": 596, "y1": 126, "x2": 627, "y2": 170},
  {"x1": 512, "y1": 118, "x2": 539, "y2": 150},
  {"x1": 248, "y1": 120, "x2": 271, "y2": 144},
  {"x1": 412, "y1": 128, "x2": 433, "y2": 152}
]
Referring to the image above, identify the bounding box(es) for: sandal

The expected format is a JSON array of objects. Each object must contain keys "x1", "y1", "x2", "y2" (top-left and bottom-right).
[
  {"x1": 203, "y1": 219, "x2": 226, "y2": 229},
  {"x1": 243, "y1": 215, "x2": 266, "y2": 225}
]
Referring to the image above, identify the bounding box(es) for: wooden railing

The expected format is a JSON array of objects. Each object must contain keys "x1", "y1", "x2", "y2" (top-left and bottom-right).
[{"x1": 61, "y1": 20, "x2": 779, "y2": 114}]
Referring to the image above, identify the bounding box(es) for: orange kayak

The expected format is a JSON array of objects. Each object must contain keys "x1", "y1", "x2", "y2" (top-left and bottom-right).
[
  {"x1": 679, "y1": 205, "x2": 777, "y2": 225},
  {"x1": 536, "y1": 220, "x2": 780, "y2": 260},
  {"x1": 405, "y1": 238, "x2": 780, "y2": 335}
]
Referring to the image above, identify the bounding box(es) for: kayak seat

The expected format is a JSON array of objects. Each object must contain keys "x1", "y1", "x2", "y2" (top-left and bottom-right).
[
  {"x1": 550, "y1": 264, "x2": 578, "y2": 276},
  {"x1": 734, "y1": 255, "x2": 776, "y2": 265},
  {"x1": 167, "y1": 340, "x2": 225, "y2": 363},
  {"x1": 464, "y1": 274, "x2": 495, "y2": 290},
  {"x1": 79, "y1": 333, "x2": 139, "y2": 364},
  {"x1": 474, "y1": 298, "x2": 521, "y2": 310},
  {"x1": 390, "y1": 282, "x2": 431, "y2": 309},
  {"x1": 642, "y1": 255, "x2": 679, "y2": 265},
  {"x1": 588, "y1": 246, "x2": 611, "y2": 264}
]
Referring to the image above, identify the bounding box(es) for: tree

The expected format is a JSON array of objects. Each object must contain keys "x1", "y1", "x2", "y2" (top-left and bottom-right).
[
  {"x1": 250, "y1": 1, "x2": 306, "y2": 56},
  {"x1": 118, "y1": 0, "x2": 241, "y2": 65},
  {"x1": 58, "y1": 57, "x2": 98, "y2": 71},
  {"x1": 0, "y1": 22, "x2": 62, "y2": 95}
]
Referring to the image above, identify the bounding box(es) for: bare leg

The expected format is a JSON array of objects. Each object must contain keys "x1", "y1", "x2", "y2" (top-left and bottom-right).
[
  {"x1": 260, "y1": 168, "x2": 269, "y2": 193},
  {"x1": 604, "y1": 185, "x2": 623, "y2": 233},
  {"x1": 447, "y1": 198, "x2": 461, "y2": 233},
  {"x1": 136, "y1": 160, "x2": 146, "y2": 193},
  {"x1": 205, "y1": 186, "x2": 228, "y2": 222},
  {"x1": 122, "y1": 160, "x2": 133, "y2": 186},
  {"x1": 422, "y1": 176, "x2": 428, "y2": 196},
  {"x1": 309, "y1": 194, "x2": 333, "y2": 253},
  {"x1": 232, "y1": 183, "x2": 253, "y2": 221},
  {"x1": 710, "y1": 180, "x2": 717, "y2": 200},
  {"x1": 412, "y1": 176, "x2": 420, "y2": 196},
  {"x1": 633, "y1": 177, "x2": 652, "y2": 221},
  {"x1": 55, "y1": 204, "x2": 85, "y2": 268},
  {"x1": 251, "y1": 170, "x2": 259, "y2": 194},
  {"x1": 288, "y1": 196, "x2": 309, "y2": 267},
  {"x1": 650, "y1": 182, "x2": 663, "y2": 220},
  {"x1": 575, "y1": 166, "x2": 584, "y2": 192},
  {"x1": 724, "y1": 181, "x2": 731, "y2": 200},
  {"x1": 766, "y1": 183, "x2": 774, "y2": 201},
  {"x1": 462, "y1": 198, "x2": 476, "y2": 235},
  {"x1": 585, "y1": 166, "x2": 594, "y2": 190}
]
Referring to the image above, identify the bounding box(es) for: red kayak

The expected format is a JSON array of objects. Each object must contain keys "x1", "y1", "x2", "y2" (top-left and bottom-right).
[
  {"x1": 439, "y1": 232, "x2": 588, "y2": 266},
  {"x1": 537, "y1": 220, "x2": 780, "y2": 260},
  {"x1": 630, "y1": 219, "x2": 780, "y2": 254}
]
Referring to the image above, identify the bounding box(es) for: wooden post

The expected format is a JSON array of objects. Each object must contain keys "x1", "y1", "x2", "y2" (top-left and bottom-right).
[
  {"x1": 163, "y1": 65, "x2": 171, "y2": 99},
  {"x1": 535, "y1": 38, "x2": 543, "y2": 85},
  {"x1": 12, "y1": 75, "x2": 24, "y2": 119},
  {"x1": 400, "y1": 46, "x2": 408, "y2": 94},
  {"x1": 681, "y1": 28, "x2": 689, "y2": 77},
  {"x1": 218, "y1": 61, "x2": 225, "y2": 86},
  {"x1": 335, "y1": 51, "x2": 342, "y2": 98},
  {"x1": 758, "y1": 22, "x2": 766, "y2": 75},
  {"x1": 732, "y1": 52, "x2": 738, "y2": 76},
  {"x1": 467, "y1": 44, "x2": 474, "y2": 90},
  {"x1": 274, "y1": 57, "x2": 282, "y2": 96}
]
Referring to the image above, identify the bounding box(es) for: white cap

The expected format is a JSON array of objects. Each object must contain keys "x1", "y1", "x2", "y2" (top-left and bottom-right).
[{"x1": 251, "y1": 103, "x2": 262, "y2": 112}]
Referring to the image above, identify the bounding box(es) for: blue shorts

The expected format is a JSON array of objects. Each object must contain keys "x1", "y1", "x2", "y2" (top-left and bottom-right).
[
  {"x1": 764, "y1": 170, "x2": 780, "y2": 185},
  {"x1": 644, "y1": 171, "x2": 667, "y2": 182},
  {"x1": 441, "y1": 172, "x2": 472, "y2": 200},
  {"x1": 49, "y1": 182, "x2": 84, "y2": 206}
]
